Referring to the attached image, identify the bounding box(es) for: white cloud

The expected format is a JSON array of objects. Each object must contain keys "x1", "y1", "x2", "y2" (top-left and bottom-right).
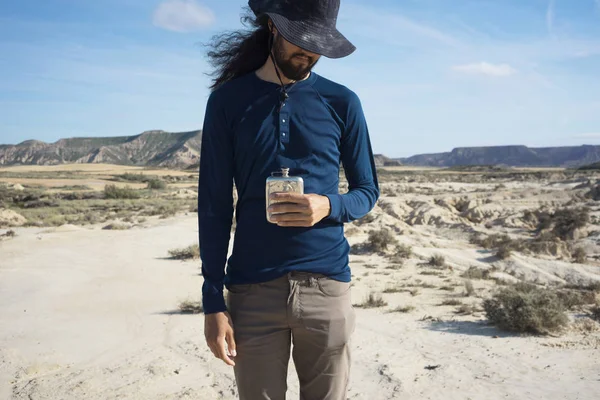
[
  {"x1": 153, "y1": 0, "x2": 214, "y2": 32},
  {"x1": 452, "y1": 62, "x2": 518, "y2": 77}
]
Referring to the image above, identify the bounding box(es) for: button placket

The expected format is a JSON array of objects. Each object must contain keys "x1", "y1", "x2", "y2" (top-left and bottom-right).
[{"x1": 279, "y1": 111, "x2": 290, "y2": 144}]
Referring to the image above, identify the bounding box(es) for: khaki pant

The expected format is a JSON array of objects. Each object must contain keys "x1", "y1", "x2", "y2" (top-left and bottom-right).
[{"x1": 227, "y1": 271, "x2": 356, "y2": 400}]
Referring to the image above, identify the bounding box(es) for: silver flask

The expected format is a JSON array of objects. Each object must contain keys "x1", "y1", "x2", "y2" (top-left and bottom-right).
[{"x1": 265, "y1": 167, "x2": 304, "y2": 224}]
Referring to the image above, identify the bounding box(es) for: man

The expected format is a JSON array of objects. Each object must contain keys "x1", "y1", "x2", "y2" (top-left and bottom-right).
[{"x1": 198, "y1": 0, "x2": 379, "y2": 398}]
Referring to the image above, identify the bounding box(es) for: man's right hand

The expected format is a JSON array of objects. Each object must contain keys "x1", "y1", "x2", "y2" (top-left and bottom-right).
[{"x1": 204, "y1": 311, "x2": 237, "y2": 367}]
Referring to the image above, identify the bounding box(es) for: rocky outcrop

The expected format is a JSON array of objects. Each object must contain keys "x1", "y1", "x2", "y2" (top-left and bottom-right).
[
  {"x1": 0, "y1": 130, "x2": 201, "y2": 169},
  {"x1": 399, "y1": 145, "x2": 600, "y2": 168}
]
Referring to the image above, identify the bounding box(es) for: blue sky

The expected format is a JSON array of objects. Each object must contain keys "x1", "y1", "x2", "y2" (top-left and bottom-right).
[{"x1": 1, "y1": 0, "x2": 600, "y2": 157}]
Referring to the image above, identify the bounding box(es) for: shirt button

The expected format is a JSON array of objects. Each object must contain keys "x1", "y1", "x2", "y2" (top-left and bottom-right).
[{"x1": 282, "y1": 119, "x2": 286, "y2": 123}]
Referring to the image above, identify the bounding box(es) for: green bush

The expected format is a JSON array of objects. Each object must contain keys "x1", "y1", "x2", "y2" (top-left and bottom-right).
[
  {"x1": 104, "y1": 184, "x2": 141, "y2": 199},
  {"x1": 483, "y1": 284, "x2": 569, "y2": 334},
  {"x1": 147, "y1": 179, "x2": 167, "y2": 190}
]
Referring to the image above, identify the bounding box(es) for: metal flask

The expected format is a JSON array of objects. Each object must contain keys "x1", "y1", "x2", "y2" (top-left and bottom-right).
[{"x1": 265, "y1": 167, "x2": 304, "y2": 224}]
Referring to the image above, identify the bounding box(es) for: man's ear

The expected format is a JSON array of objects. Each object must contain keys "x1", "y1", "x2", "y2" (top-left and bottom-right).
[{"x1": 268, "y1": 19, "x2": 278, "y2": 35}]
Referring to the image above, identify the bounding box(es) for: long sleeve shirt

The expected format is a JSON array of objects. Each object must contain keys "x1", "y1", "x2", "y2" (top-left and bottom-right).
[{"x1": 198, "y1": 71, "x2": 379, "y2": 314}]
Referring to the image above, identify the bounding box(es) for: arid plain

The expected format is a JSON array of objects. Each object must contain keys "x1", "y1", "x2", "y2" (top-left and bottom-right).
[{"x1": 1, "y1": 164, "x2": 599, "y2": 400}]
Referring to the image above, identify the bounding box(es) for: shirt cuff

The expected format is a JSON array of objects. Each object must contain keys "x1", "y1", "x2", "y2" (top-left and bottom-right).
[
  {"x1": 324, "y1": 194, "x2": 343, "y2": 223},
  {"x1": 202, "y1": 281, "x2": 227, "y2": 314}
]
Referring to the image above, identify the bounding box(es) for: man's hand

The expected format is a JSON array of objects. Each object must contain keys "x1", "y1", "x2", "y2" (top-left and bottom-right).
[
  {"x1": 268, "y1": 193, "x2": 331, "y2": 227},
  {"x1": 204, "y1": 312, "x2": 236, "y2": 367}
]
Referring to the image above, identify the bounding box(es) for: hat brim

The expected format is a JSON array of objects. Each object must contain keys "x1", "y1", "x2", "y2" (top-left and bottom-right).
[{"x1": 267, "y1": 13, "x2": 356, "y2": 59}]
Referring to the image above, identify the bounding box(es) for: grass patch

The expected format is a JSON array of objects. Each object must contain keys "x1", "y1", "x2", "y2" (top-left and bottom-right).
[
  {"x1": 483, "y1": 283, "x2": 569, "y2": 335},
  {"x1": 456, "y1": 304, "x2": 476, "y2": 315},
  {"x1": 461, "y1": 266, "x2": 493, "y2": 280},
  {"x1": 102, "y1": 223, "x2": 131, "y2": 230},
  {"x1": 355, "y1": 292, "x2": 388, "y2": 309},
  {"x1": 104, "y1": 184, "x2": 141, "y2": 199},
  {"x1": 388, "y1": 305, "x2": 415, "y2": 313},
  {"x1": 419, "y1": 270, "x2": 443, "y2": 276},
  {"x1": 440, "y1": 299, "x2": 463, "y2": 306},
  {"x1": 178, "y1": 299, "x2": 203, "y2": 314},
  {"x1": 168, "y1": 244, "x2": 200, "y2": 260},
  {"x1": 439, "y1": 285, "x2": 456, "y2": 292}
]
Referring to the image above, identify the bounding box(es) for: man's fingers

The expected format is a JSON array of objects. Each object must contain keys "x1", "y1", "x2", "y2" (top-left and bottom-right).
[
  {"x1": 216, "y1": 337, "x2": 235, "y2": 366},
  {"x1": 277, "y1": 221, "x2": 313, "y2": 227},
  {"x1": 272, "y1": 213, "x2": 310, "y2": 222},
  {"x1": 226, "y1": 331, "x2": 237, "y2": 358},
  {"x1": 270, "y1": 192, "x2": 308, "y2": 203},
  {"x1": 269, "y1": 203, "x2": 309, "y2": 215}
]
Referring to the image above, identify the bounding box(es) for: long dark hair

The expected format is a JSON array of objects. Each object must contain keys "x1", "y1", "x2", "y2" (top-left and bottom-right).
[{"x1": 205, "y1": 8, "x2": 271, "y2": 91}]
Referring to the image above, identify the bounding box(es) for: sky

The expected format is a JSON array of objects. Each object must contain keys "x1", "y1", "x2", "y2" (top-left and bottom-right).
[{"x1": 1, "y1": 0, "x2": 600, "y2": 157}]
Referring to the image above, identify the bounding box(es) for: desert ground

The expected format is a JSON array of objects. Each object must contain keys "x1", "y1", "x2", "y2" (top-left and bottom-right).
[{"x1": 1, "y1": 164, "x2": 600, "y2": 400}]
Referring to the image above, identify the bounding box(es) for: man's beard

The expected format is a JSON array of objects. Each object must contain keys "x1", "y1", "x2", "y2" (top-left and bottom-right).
[{"x1": 272, "y1": 35, "x2": 318, "y2": 81}]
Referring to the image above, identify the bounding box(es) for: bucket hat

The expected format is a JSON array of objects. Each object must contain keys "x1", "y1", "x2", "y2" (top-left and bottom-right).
[{"x1": 248, "y1": 0, "x2": 356, "y2": 59}]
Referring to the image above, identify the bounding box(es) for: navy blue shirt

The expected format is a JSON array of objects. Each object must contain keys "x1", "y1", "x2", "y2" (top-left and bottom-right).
[{"x1": 198, "y1": 71, "x2": 379, "y2": 314}]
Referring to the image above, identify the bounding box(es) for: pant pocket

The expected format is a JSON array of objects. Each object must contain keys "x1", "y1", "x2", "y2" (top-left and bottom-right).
[{"x1": 316, "y1": 277, "x2": 351, "y2": 297}]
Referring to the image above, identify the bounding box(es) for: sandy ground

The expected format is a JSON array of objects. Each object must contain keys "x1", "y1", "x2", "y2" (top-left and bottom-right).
[
  {"x1": 0, "y1": 164, "x2": 194, "y2": 176},
  {"x1": 2, "y1": 211, "x2": 600, "y2": 400},
  {"x1": 0, "y1": 164, "x2": 197, "y2": 191}
]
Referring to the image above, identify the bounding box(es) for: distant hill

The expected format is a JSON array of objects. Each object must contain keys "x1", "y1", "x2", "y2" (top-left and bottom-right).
[
  {"x1": 578, "y1": 161, "x2": 600, "y2": 170},
  {"x1": 374, "y1": 154, "x2": 402, "y2": 167},
  {"x1": 0, "y1": 130, "x2": 201, "y2": 169},
  {"x1": 398, "y1": 145, "x2": 600, "y2": 168},
  {"x1": 2, "y1": 134, "x2": 599, "y2": 170}
]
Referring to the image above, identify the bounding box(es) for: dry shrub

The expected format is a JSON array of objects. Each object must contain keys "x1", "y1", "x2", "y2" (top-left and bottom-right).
[
  {"x1": 168, "y1": 244, "x2": 200, "y2": 260},
  {"x1": 104, "y1": 184, "x2": 141, "y2": 200},
  {"x1": 1, "y1": 229, "x2": 16, "y2": 238},
  {"x1": 440, "y1": 299, "x2": 463, "y2": 306},
  {"x1": 550, "y1": 208, "x2": 589, "y2": 240},
  {"x1": 367, "y1": 228, "x2": 398, "y2": 253},
  {"x1": 179, "y1": 299, "x2": 203, "y2": 314},
  {"x1": 388, "y1": 305, "x2": 415, "y2": 313},
  {"x1": 585, "y1": 184, "x2": 600, "y2": 201},
  {"x1": 572, "y1": 247, "x2": 587, "y2": 264},
  {"x1": 147, "y1": 179, "x2": 168, "y2": 190},
  {"x1": 495, "y1": 245, "x2": 513, "y2": 260},
  {"x1": 395, "y1": 244, "x2": 413, "y2": 259},
  {"x1": 464, "y1": 280, "x2": 475, "y2": 297},
  {"x1": 355, "y1": 292, "x2": 388, "y2": 308},
  {"x1": 483, "y1": 283, "x2": 569, "y2": 335},
  {"x1": 354, "y1": 213, "x2": 376, "y2": 226},
  {"x1": 461, "y1": 266, "x2": 492, "y2": 280},
  {"x1": 456, "y1": 304, "x2": 476, "y2": 315},
  {"x1": 428, "y1": 254, "x2": 445, "y2": 267},
  {"x1": 102, "y1": 223, "x2": 131, "y2": 231},
  {"x1": 555, "y1": 289, "x2": 597, "y2": 310},
  {"x1": 590, "y1": 305, "x2": 600, "y2": 322}
]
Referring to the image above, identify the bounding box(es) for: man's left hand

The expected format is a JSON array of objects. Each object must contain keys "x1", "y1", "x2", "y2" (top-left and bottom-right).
[{"x1": 268, "y1": 193, "x2": 331, "y2": 227}]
